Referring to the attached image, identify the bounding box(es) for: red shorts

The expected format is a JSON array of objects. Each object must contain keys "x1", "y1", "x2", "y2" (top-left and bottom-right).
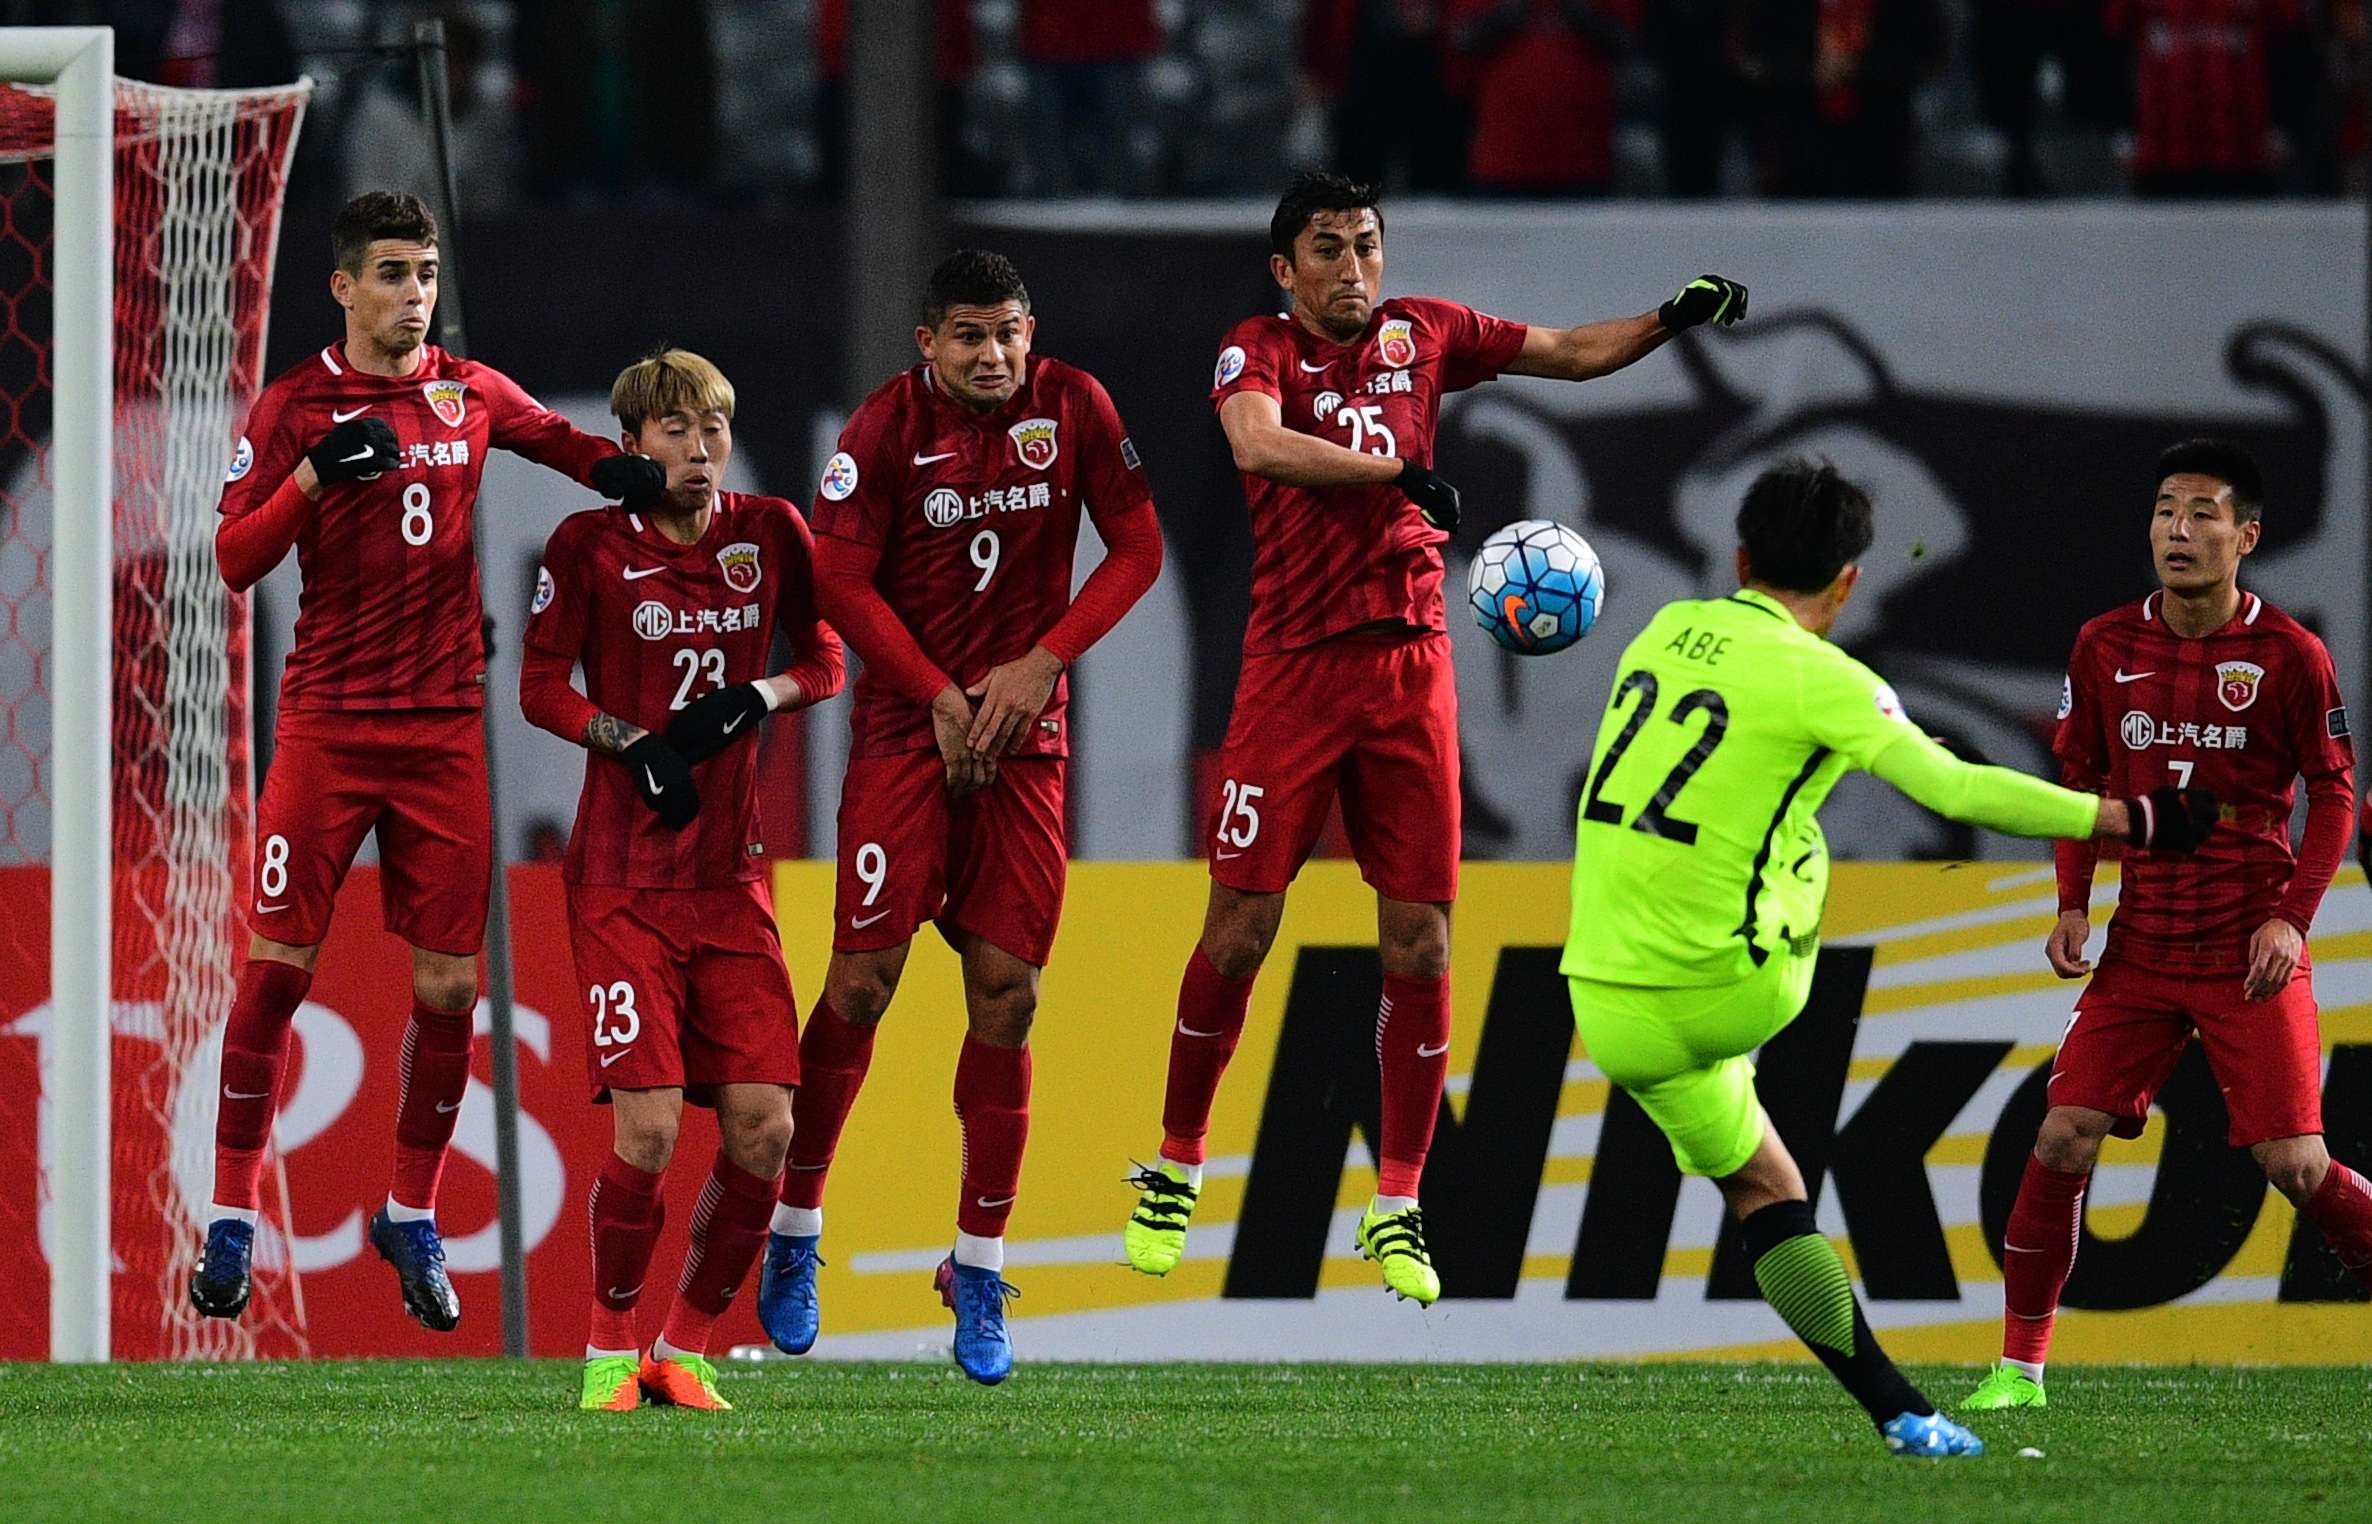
[
  {"x1": 1209, "y1": 629, "x2": 1459, "y2": 904},
  {"x1": 2050, "y1": 956, "x2": 2325, "y2": 1147},
  {"x1": 566, "y1": 878, "x2": 802, "y2": 1103},
  {"x1": 248, "y1": 707, "x2": 490, "y2": 955},
  {"x1": 833, "y1": 751, "x2": 1067, "y2": 968}
]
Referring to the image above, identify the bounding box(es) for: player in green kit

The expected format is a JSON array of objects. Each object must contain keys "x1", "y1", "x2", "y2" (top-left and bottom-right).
[{"x1": 1562, "y1": 460, "x2": 2221, "y2": 1459}]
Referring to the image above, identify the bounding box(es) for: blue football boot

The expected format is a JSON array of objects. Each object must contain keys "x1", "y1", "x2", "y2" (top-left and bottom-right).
[
  {"x1": 1882, "y1": 1409, "x2": 1987, "y2": 1458},
  {"x1": 933, "y1": 1255, "x2": 1018, "y2": 1385},
  {"x1": 188, "y1": 1218, "x2": 254, "y2": 1319},
  {"x1": 757, "y1": 1232, "x2": 824, "y2": 1355},
  {"x1": 368, "y1": 1207, "x2": 461, "y2": 1332}
]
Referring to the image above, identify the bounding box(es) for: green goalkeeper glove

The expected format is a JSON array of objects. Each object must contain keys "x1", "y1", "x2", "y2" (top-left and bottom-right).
[{"x1": 1659, "y1": 274, "x2": 1749, "y2": 332}]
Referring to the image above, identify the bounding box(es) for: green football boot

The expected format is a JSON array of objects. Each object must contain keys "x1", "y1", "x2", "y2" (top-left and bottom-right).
[
  {"x1": 1123, "y1": 1162, "x2": 1200, "y2": 1276},
  {"x1": 579, "y1": 1353, "x2": 641, "y2": 1411},
  {"x1": 1356, "y1": 1202, "x2": 1440, "y2": 1305},
  {"x1": 1961, "y1": 1362, "x2": 2047, "y2": 1411}
]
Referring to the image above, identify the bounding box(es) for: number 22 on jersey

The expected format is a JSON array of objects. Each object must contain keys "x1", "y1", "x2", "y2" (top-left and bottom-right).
[{"x1": 1583, "y1": 671, "x2": 1730, "y2": 844}]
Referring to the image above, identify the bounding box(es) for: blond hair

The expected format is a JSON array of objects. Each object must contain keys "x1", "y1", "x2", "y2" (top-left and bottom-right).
[{"x1": 610, "y1": 349, "x2": 735, "y2": 433}]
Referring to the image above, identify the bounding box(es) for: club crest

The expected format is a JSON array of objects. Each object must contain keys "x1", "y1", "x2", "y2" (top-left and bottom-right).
[
  {"x1": 1009, "y1": 417, "x2": 1059, "y2": 470},
  {"x1": 1377, "y1": 318, "x2": 1417, "y2": 369},
  {"x1": 2216, "y1": 660, "x2": 2264, "y2": 712},
  {"x1": 422, "y1": 378, "x2": 467, "y2": 428},
  {"x1": 717, "y1": 541, "x2": 761, "y2": 593}
]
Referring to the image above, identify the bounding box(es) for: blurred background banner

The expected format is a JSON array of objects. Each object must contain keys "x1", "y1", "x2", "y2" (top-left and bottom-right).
[
  {"x1": 5, "y1": 860, "x2": 2365, "y2": 1361},
  {"x1": 215, "y1": 202, "x2": 2369, "y2": 873}
]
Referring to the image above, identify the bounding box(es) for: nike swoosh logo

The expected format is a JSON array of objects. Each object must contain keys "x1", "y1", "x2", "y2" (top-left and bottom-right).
[
  {"x1": 622, "y1": 566, "x2": 665, "y2": 580},
  {"x1": 1177, "y1": 1021, "x2": 1224, "y2": 1038},
  {"x1": 975, "y1": 1195, "x2": 1016, "y2": 1210},
  {"x1": 606, "y1": 1283, "x2": 643, "y2": 1299},
  {"x1": 600, "y1": 1050, "x2": 631, "y2": 1067},
  {"x1": 721, "y1": 712, "x2": 747, "y2": 734},
  {"x1": 434, "y1": 1099, "x2": 462, "y2": 1114},
  {"x1": 1215, "y1": 849, "x2": 1243, "y2": 861},
  {"x1": 644, "y1": 768, "x2": 663, "y2": 793},
  {"x1": 2114, "y1": 669, "x2": 2155, "y2": 683},
  {"x1": 339, "y1": 446, "x2": 375, "y2": 464},
  {"x1": 1416, "y1": 1041, "x2": 1450, "y2": 1059},
  {"x1": 913, "y1": 450, "x2": 959, "y2": 466},
  {"x1": 851, "y1": 909, "x2": 891, "y2": 929},
  {"x1": 222, "y1": 1086, "x2": 270, "y2": 1100},
  {"x1": 255, "y1": 901, "x2": 287, "y2": 914},
  {"x1": 1297, "y1": 359, "x2": 1331, "y2": 373},
  {"x1": 332, "y1": 405, "x2": 370, "y2": 422}
]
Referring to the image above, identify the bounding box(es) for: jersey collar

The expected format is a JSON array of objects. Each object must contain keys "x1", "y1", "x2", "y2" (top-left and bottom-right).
[{"x1": 1727, "y1": 588, "x2": 1792, "y2": 623}]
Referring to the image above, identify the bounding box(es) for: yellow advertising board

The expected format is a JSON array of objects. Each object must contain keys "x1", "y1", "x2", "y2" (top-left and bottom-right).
[{"x1": 762, "y1": 860, "x2": 2372, "y2": 1364}]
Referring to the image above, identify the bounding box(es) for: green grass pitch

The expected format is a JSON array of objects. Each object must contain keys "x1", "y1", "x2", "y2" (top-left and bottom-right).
[{"x1": 5, "y1": 1362, "x2": 2365, "y2": 1522}]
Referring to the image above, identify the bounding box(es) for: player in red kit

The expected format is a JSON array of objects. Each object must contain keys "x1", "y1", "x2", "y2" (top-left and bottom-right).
[
  {"x1": 755, "y1": 250, "x2": 1162, "y2": 1384},
  {"x1": 521, "y1": 350, "x2": 843, "y2": 1412},
  {"x1": 1122, "y1": 172, "x2": 1748, "y2": 1302},
  {"x1": 1964, "y1": 440, "x2": 2372, "y2": 1412},
  {"x1": 193, "y1": 192, "x2": 664, "y2": 1330}
]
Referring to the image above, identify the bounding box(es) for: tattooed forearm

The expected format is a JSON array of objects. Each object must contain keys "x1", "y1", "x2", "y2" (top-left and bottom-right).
[{"x1": 583, "y1": 711, "x2": 642, "y2": 754}]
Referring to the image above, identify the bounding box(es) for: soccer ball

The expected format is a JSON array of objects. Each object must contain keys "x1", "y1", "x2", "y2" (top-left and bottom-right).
[{"x1": 1466, "y1": 519, "x2": 1603, "y2": 655}]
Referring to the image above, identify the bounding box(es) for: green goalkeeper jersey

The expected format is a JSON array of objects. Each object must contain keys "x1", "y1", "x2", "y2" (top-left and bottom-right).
[{"x1": 1563, "y1": 588, "x2": 2103, "y2": 987}]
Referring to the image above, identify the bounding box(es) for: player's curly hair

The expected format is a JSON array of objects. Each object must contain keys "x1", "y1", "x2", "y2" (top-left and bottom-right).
[
  {"x1": 2155, "y1": 438, "x2": 2264, "y2": 524},
  {"x1": 1270, "y1": 172, "x2": 1383, "y2": 262},
  {"x1": 331, "y1": 190, "x2": 437, "y2": 274},
  {"x1": 1736, "y1": 458, "x2": 1875, "y2": 593},
  {"x1": 924, "y1": 249, "x2": 1030, "y2": 327}
]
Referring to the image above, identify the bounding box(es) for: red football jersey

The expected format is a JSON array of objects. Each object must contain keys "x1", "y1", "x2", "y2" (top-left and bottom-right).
[
  {"x1": 525, "y1": 492, "x2": 834, "y2": 889},
  {"x1": 1211, "y1": 296, "x2": 1527, "y2": 655},
  {"x1": 2057, "y1": 589, "x2": 2354, "y2": 973},
  {"x1": 2107, "y1": 0, "x2": 2305, "y2": 175},
  {"x1": 810, "y1": 357, "x2": 1152, "y2": 758},
  {"x1": 220, "y1": 342, "x2": 615, "y2": 711}
]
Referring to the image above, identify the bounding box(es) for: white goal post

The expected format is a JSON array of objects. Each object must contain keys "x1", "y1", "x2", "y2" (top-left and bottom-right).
[{"x1": 5, "y1": 24, "x2": 114, "y2": 1366}]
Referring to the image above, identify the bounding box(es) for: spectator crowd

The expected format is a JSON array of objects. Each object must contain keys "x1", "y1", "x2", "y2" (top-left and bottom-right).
[{"x1": 23, "y1": 0, "x2": 2371, "y2": 204}]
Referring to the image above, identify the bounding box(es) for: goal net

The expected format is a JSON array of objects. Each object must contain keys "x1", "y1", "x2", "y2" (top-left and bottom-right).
[{"x1": 0, "y1": 75, "x2": 310, "y2": 1359}]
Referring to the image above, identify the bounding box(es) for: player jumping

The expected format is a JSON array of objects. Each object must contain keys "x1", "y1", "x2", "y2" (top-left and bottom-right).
[
  {"x1": 1565, "y1": 459, "x2": 2221, "y2": 1458},
  {"x1": 197, "y1": 191, "x2": 663, "y2": 1330},
  {"x1": 1964, "y1": 440, "x2": 2372, "y2": 1413},
  {"x1": 1122, "y1": 171, "x2": 1747, "y2": 1303},
  {"x1": 522, "y1": 350, "x2": 843, "y2": 1412},
  {"x1": 755, "y1": 250, "x2": 1163, "y2": 1383}
]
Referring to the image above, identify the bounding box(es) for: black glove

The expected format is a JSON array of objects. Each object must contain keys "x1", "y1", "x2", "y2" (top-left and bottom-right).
[
  {"x1": 2123, "y1": 785, "x2": 2219, "y2": 854},
  {"x1": 1659, "y1": 274, "x2": 1749, "y2": 332},
  {"x1": 304, "y1": 416, "x2": 400, "y2": 485},
  {"x1": 1397, "y1": 460, "x2": 1461, "y2": 533},
  {"x1": 620, "y1": 734, "x2": 700, "y2": 830},
  {"x1": 663, "y1": 682, "x2": 771, "y2": 765},
  {"x1": 590, "y1": 453, "x2": 667, "y2": 507}
]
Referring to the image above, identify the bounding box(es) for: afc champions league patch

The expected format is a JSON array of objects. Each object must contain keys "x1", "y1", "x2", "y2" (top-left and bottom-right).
[
  {"x1": 421, "y1": 378, "x2": 467, "y2": 428},
  {"x1": 226, "y1": 434, "x2": 253, "y2": 482},
  {"x1": 2330, "y1": 706, "x2": 2351, "y2": 740},
  {"x1": 1377, "y1": 318, "x2": 1417, "y2": 369},
  {"x1": 2057, "y1": 673, "x2": 2073, "y2": 721},
  {"x1": 530, "y1": 565, "x2": 554, "y2": 615},
  {"x1": 820, "y1": 451, "x2": 859, "y2": 501},
  {"x1": 1009, "y1": 417, "x2": 1059, "y2": 470},
  {"x1": 2215, "y1": 660, "x2": 2265, "y2": 712},
  {"x1": 716, "y1": 540, "x2": 762, "y2": 593},
  {"x1": 1119, "y1": 435, "x2": 1141, "y2": 471},
  {"x1": 1214, "y1": 345, "x2": 1246, "y2": 388}
]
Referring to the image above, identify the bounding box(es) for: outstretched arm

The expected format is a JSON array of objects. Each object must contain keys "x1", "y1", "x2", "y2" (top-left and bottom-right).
[
  {"x1": 1501, "y1": 276, "x2": 1749, "y2": 383},
  {"x1": 1866, "y1": 729, "x2": 2113, "y2": 841}
]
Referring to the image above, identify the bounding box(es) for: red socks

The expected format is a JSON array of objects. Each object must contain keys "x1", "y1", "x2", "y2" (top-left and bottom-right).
[
  {"x1": 954, "y1": 1035, "x2": 1031, "y2": 1238},
  {"x1": 1375, "y1": 972, "x2": 1449, "y2": 1200},
  {"x1": 2303, "y1": 1161, "x2": 2372, "y2": 1288},
  {"x1": 211, "y1": 959, "x2": 312, "y2": 1212},
  {"x1": 782, "y1": 997, "x2": 876, "y2": 1210},
  {"x1": 588, "y1": 1153, "x2": 665, "y2": 1352},
  {"x1": 2002, "y1": 1154, "x2": 2089, "y2": 1364},
  {"x1": 390, "y1": 1000, "x2": 474, "y2": 1212},
  {"x1": 660, "y1": 1153, "x2": 780, "y2": 1355},
  {"x1": 1160, "y1": 945, "x2": 1256, "y2": 1166}
]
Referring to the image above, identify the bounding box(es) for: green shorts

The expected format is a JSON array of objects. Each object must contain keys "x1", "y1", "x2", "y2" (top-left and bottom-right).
[{"x1": 1566, "y1": 952, "x2": 1814, "y2": 1179}]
